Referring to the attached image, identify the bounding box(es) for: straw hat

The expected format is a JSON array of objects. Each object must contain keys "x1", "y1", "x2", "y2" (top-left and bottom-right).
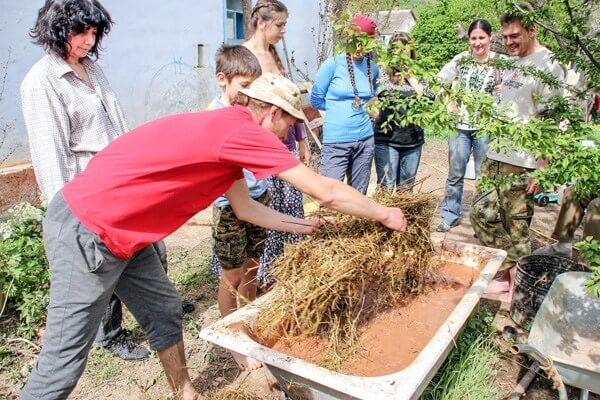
[{"x1": 239, "y1": 73, "x2": 307, "y2": 121}]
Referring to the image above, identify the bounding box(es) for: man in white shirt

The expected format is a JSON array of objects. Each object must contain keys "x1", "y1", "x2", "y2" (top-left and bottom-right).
[{"x1": 469, "y1": 9, "x2": 566, "y2": 303}]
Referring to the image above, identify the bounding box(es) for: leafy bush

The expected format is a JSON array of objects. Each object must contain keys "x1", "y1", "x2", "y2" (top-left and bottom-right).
[
  {"x1": 575, "y1": 237, "x2": 600, "y2": 298},
  {"x1": 0, "y1": 203, "x2": 49, "y2": 338}
]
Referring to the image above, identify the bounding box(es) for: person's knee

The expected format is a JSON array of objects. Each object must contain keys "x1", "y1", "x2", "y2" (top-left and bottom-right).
[{"x1": 221, "y1": 268, "x2": 244, "y2": 289}]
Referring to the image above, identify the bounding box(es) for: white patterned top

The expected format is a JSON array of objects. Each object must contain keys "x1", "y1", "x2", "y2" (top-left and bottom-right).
[
  {"x1": 20, "y1": 53, "x2": 128, "y2": 201},
  {"x1": 437, "y1": 51, "x2": 500, "y2": 130}
]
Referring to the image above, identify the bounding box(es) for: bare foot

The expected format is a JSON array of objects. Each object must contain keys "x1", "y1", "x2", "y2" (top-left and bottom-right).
[
  {"x1": 485, "y1": 279, "x2": 510, "y2": 294},
  {"x1": 498, "y1": 271, "x2": 516, "y2": 304},
  {"x1": 231, "y1": 350, "x2": 262, "y2": 371},
  {"x1": 498, "y1": 290, "x2": 512, "y2": 304},
  {"x1": 180, "y1": 385, "x2": 203, "y2": 400}
]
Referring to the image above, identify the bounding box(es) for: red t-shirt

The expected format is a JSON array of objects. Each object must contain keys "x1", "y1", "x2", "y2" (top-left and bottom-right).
[{"x1": 62, "y1": 106, "x2": 300, "y2": 259}]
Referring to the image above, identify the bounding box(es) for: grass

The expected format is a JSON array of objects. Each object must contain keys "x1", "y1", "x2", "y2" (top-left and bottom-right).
[
  {"x1": 421, "y1": 305, "x2": 500, "y2": 400},
  {"x1": 169, "y1": 250, "x2": 215, "y2": 297},
  {"x1": 84, "y1": 347, "x2": 125, "y2": 386}
]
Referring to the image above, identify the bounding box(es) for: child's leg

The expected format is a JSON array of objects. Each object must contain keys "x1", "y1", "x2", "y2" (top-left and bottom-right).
[
  {"x1": 212, "y1": 204, "x2": 263, "y2": 370},
  {"x1": 219, "y1": 265, "x2": 262, "y2": 371},
  {"x1": 238, "y1": 258, "x2": 259, "y2": 307},
  {"x1": 212, "y1": 204, "x2": 246, "y2": 316},
  {"x1": 218, "y1": 268, "x2": 243, "y2": 315}
]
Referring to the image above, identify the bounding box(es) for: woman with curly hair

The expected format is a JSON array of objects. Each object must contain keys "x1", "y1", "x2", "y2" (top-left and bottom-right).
[{"x1": 20, "y1": 1, "x2": 201, "y2": 399}]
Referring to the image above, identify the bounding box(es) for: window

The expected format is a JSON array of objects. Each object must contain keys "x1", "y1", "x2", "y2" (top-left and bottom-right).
[{"x1": 225, "y1": 0, "x2": 245, "y2": 44}]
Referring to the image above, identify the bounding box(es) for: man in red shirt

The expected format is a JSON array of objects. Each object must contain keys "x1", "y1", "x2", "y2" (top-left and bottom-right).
[{"x1": 20, "y1": 73, "x2": 407, "y2": 400}]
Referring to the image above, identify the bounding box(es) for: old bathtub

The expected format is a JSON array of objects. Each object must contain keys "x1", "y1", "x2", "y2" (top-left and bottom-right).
[{"x1": 199, "y1": 239, "x2": 506, "y2": 400}]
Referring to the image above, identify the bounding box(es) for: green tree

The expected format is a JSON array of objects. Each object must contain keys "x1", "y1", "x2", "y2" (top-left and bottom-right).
[{"x1": 335, "y1": 1, "x2": 600, "y2": 295}]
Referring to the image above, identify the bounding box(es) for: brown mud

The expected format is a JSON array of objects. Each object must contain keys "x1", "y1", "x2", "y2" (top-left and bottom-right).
[{"x1": 267, "y1": 262, "x2": 479, "y2": 377}]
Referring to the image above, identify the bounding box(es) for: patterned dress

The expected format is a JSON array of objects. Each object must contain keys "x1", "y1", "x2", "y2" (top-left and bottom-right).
[{"x1": 257, "y1": 131, "x2": 305, "y2": 288}]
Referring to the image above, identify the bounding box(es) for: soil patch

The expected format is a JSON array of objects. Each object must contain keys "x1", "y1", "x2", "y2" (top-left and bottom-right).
[
  {"x1": 0, "y1": 164, "x2": 40, "y2": 215},
  {"x1": 268, "y1": 262, "x2": 478, "y2": 377}
]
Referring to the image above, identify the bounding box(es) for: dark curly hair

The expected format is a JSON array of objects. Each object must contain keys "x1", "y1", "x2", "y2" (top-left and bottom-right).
[{"x1": 30, "y1": 0, "x2": 113, "y2": 60}]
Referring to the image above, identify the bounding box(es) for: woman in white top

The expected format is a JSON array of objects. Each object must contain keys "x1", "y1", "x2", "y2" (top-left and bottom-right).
[
  {"x1": 436, "y1": 19, "x2": 500, "y2": 232},
  {"x1": 20, "y1": 0, "x2": 190, "y2": 365}
]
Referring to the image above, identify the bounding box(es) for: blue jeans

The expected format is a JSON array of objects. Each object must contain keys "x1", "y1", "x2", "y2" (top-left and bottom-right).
[
  {"x1": 440, "y1": 128, "x2": 489, "y2": 226},
  {"x1": 320, "y1": 136, "x2": 374, "y2": 194},
  {"x1": 374, "y1": 143, "x2": 422, "y2": 190}
]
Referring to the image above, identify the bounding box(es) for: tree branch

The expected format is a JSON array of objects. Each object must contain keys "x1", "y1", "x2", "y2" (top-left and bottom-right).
[{"x1": 513, "y1": 1, "x2": 600, "y2": 70}]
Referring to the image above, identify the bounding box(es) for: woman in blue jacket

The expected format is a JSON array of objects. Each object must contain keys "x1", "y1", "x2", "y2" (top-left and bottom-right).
[{"x1": 310, "y1": 15, "x2": 379, "y2": 194}]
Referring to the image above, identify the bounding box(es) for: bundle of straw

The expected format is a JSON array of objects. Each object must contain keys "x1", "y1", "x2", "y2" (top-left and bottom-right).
[{"x1": 254, "y1": 190, "x2": 439, "y2": 352}]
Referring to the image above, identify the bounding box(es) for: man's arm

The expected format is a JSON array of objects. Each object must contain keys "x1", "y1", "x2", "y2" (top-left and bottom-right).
[
  {"x1": 226, "y1": 179, "x2": 318, "y2": 235},
  {"x1": 277, "y1": 164, "x2": 407, "y2": 231}
]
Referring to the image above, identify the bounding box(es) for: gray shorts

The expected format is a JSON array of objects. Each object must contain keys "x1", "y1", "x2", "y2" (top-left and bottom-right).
[{"x1": 21, "y1": 192, "x2": 182, "y2": 400}]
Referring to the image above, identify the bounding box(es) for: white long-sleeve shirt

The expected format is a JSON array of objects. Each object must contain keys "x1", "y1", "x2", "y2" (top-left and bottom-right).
[{"x1": 20, "y1": 53, "x2": 128, "y2": 201}]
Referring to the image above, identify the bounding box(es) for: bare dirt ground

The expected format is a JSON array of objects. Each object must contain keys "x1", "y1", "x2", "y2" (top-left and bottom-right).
[{"x1": 1, "y1": 138, "x2": 596, "y2": 400}]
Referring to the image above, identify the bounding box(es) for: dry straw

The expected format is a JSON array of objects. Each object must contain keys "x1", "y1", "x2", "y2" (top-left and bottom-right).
[
  {"x1": 253, "y1": 188, "x2": 441, "y2": 367},
  {"x1": 207, "y1": 386, "x2": 262, "y2": 400}
]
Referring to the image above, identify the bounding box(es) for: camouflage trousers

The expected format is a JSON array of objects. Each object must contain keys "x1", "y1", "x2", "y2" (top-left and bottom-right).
[
  {"x1": 552, "y1": 186, "x2": 600, "y2": 242},
  {"x1": 211, "y1": 191, "x2": 270, "y2": 271},
  {"x1": 469, "y1": 158, "x2": 534, "y2": 271}
]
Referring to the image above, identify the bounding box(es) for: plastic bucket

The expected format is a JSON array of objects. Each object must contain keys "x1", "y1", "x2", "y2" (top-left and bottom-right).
[{"x1": 510, "y1": 255, "x2": 587, "y2": 330}]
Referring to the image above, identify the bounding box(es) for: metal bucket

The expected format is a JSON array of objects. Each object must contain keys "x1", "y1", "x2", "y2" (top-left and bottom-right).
[{"x1": 510, "y1": 255, "x2": 587, "y2": 330}]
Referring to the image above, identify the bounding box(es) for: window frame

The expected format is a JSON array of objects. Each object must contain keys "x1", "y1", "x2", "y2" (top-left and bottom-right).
[{"x1": 224, "y1": 0, "x2": 245, "y2": 44}]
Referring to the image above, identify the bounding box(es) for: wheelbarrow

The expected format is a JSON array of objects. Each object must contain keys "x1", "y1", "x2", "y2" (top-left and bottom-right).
[{"x1": 511, "y1": 272, "x2": 600, "y2": 400}]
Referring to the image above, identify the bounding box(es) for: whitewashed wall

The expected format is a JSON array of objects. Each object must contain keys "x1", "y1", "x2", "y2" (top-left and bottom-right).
[{"x1": 0, "y1": 0, "x2": 322, "y2": 166}]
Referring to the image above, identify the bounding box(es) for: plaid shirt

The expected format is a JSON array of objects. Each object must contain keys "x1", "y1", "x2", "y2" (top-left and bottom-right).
[{"x1": 20, "y1": 53, "x2": 128, "y2": 201}]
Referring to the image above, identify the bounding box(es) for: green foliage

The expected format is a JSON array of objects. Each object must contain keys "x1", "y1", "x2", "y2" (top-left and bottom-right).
[
  {"x1": 421, "y1": 306, "x2": 499, "y2": 400},
  {"x1": 346, "y1": 0, "x2": 436, "y2": 15},
  {"x1": 505, "y1": 0, "x2": 600, "y2": 92},
  {"x1": 411, "y1": 0, "x2": 504, "y2": 71},
  {"x1": 574, "y1": 237, "x2": 600, "y2": 298},
  {"x1": 0, "y1": 203, "x2": 49, "y2": 338},
  {"x1": 333, "y1": 12, "x2": 381, "y2": 56}
]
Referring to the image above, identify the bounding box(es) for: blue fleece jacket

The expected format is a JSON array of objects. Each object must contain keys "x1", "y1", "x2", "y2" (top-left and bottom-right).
[{"x1": 310, "y1": 53, "x2": 379, "y2": 144}]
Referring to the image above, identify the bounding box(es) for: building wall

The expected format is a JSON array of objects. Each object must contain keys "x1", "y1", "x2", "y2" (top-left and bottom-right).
[{"x1": 0, "y1": 0, "x2": 322, "y2": 166}]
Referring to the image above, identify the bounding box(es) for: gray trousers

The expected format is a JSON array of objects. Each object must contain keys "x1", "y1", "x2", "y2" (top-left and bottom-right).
[
  {"x1": 21, "y1": 194, "x2": 182, "y2": 400},
  {"x1": 95, "y1": 240, "x2": 168, "y2": 346},
  {"x1": 320, "y1": 136, "x2": 375, "y2": 195}
]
